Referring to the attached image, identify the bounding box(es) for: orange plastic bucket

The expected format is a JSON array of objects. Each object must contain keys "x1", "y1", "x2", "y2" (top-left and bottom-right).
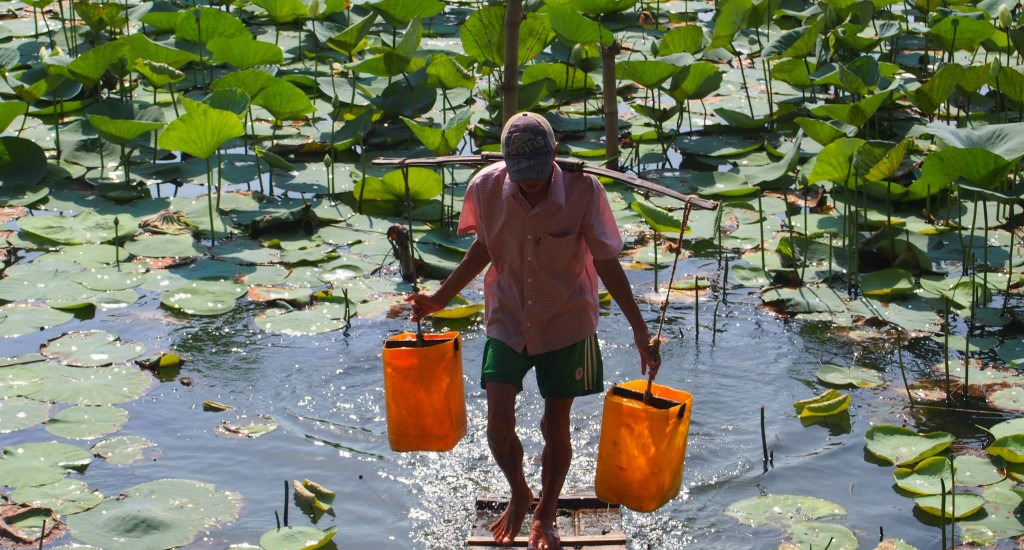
[
  {"x1": 595, "y1": 379, "x2": 692, "y2": 512},
  {"x1": 382, "y1": 331, "x2": 466, "y2": 452}
]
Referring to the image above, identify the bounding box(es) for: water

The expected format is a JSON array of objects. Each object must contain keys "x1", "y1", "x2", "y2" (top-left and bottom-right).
[{"x1": 2, "y1": 259, "x2": 960, "y2": 549}]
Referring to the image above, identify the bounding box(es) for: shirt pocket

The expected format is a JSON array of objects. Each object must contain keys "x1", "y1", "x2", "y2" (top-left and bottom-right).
[{"x1": 538, "y1": 233, "x2": 582, "y2": 274}]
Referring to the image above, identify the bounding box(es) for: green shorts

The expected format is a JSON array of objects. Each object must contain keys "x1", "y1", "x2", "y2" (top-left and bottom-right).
[{"x1": 481, "y1": 335, "x2": 604, "y2": 399}]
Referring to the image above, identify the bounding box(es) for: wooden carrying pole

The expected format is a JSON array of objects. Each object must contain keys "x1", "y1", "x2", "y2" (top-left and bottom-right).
[{"x1": 371, "y1": 154, "x2": 719, "y2": 212}]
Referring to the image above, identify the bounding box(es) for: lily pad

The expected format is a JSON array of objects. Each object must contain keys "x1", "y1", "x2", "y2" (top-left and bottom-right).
[
  {"x1": 92, "y1": 435, "x2": 158, "y2": 465},
  {"x1": 258, "y1": 525, "x2": 337, "y2": 550},
  {"x1": 255, "y1": 302, "x2": 350, "y2": 335},
  {"x1": 989, "y1": 434, "x2": 1024, "y2": 463},
  {"x1": 11, "y1": 478, "x2": 103, "y2": 515},
  {"x1": 784, "y1": 521, "x2": 859, "y2": 550},
  {"x1": 0, "y1": 365, "x2": 44, "y2": 398},
  {"x1": 293, "y1": 479, "x2": 335, "y2": 521},
  {"x1": 0, "y1": 303, "x2": 75, "y2": 338},
  {"x1": 954, "y1": 455, "x2": 1006, "y2": 487},
  {"x1": 0, "y1": 396, "x2": 51, "y2": 433},
  {"x1": 893, "y1": 456, "x2": 952, "y2": 495},
  {"x1": 67, "y1": 479, "x2": 243, "y2": 550},
  {"x1": 41, "y1": 330, "x2": 147, "y2": 367},
  {"x1": 124, "y1": 234, "x2": 205, "y2": 259},
  {"x1": 914, "y1": 492, "x2": 985, "y2": 519},
  {"x1": 987, "y1": 418, "x2": 1024, "y2": 441},
  {"x1": 161, "y1": 280, "x2": 246, "y2": 316},
  {"x1": 30, "y1": 364, "x2": 152, "y2": 406},
  {"x1": 864, "y1": 425, "x2": 954, "y2": 466},
  {"x1": 725, "y1": 494, "x2": 846, "y2": 527},
  {"x1": 793, "y1": 389, "x2": 851, "y2": 418},
  {"x1": 988, "y1": 387, "x2": 1024, "y2": 413},
  {"x1": 18, "y1": 212, "x2": 139, "y2": 245},
  {"x1": 216, "y1": 414, "x2": 278, "y2": 438},
  {"x1": 0, "y1": 441, "x2": 94, "y2": 488},
  {"x1": 45, "y1": 405, "x2": 129, "y2": 439},
  {"x1": 815, "y1": 364, "x2": 884, "y2": 388}
]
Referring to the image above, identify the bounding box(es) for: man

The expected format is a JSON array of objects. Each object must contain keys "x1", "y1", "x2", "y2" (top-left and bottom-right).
[{"x1": 406, "y1": 111, "x2": 658, "y2": 550}]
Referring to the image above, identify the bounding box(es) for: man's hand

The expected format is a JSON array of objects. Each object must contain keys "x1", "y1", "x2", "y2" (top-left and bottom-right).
[
  {"x1": 635, "y1": 328, "x2": 662, "y2": 378},
  {"x1": 405, "y1": 292, "x2": 447, "y2": 322}
]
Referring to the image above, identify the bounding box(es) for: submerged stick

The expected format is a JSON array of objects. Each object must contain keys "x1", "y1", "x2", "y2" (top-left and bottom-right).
[
  {"x1": 283, "y1": 479, "x2": 289, "y2": 526},
  {"x1": 897, "y1": 334, "x2": 914, "y2": 411}
]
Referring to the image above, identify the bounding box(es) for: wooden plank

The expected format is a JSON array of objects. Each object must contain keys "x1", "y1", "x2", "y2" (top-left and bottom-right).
[
  {"x1": 371, "y1": 154, "x2": 719, "y2": 211},
  {"x1": 468, "y1": 493, "x2": 626, "y2": 549}
]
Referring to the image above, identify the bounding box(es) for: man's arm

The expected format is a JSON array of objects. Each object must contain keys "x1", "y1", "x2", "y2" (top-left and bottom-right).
[
  {"x1": 593, "y1": 257, "x2": 660, "y2": 377},
  {"x1": 406, "y1": 238, "x2": 491, "y2": 321}
]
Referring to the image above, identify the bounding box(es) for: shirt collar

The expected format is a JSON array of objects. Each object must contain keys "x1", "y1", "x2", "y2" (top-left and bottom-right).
[{"x1": 502, "y1": 163, "x2": 566, "y2": 208}]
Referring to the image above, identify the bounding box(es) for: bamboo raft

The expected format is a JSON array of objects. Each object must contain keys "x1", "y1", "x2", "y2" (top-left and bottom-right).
[{"x1": 466, "y1": 493, "x2": 627, "y2": 549}]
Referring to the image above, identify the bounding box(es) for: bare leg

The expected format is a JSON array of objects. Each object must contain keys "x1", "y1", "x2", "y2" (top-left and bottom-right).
[
  {"x1": 486, "y1": 382, "x2": 533, "y2": 546},
  {"x1": 528, "y1": 397, "x2": 573, "y2": 550}
]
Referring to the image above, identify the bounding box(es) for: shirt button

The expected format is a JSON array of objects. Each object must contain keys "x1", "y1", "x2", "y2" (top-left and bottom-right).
[
  {"x1": 528, "y1": 300, "x2": 532, "y2": 305},
  {"x1": 527, "y1": 322, "x2": 532, "y2": 327},
  {"x1": 528, "y1": 279, "x2": 533, "y2": 283}
]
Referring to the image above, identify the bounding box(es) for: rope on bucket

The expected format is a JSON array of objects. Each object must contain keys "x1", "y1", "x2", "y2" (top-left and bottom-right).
[
  {"x1": 399, "y1": 161, "x2": 424, "y2": 347},
  {"x1": 644, "y1": 202, "x2": 693, "y2": 413}
]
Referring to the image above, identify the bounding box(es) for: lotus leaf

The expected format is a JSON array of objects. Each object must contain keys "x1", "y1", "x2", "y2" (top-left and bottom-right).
[
  {"x1": 875, "y1": 539, "x2": 919, "y2": 550},
  {"x1": 36, "y1": 244, "x2": 131, "y2": 269},
  {"x1": 161, "y1": 280, "x2": 246, "y2": 316},
  {"x1": 0, "y1": 396, "x2": 50, "y2": 433},
  {"x1": 725, "y1": 494, "x2": 846, "y2": 527},
  {"x1": 0, "y1": 365, "x2": 43, "y2": 398},
  {"x1": 355, "y1": 167, "x2": 443, "y2": 202},
  {"x1": 988, "y1": 387, "x2": 1024, "y2": 413},
  {"x1": 401, "y1": 109, "x2": 472, "y2": 156},
  {"x1": 46, "y1": 405, "x2": 129, "y2": 439},
  {"x1": 71, "y1": 264, "x2": 147, "y2": 291},
  {"x1": 990, "y1": 434, "x2": 1024, "y2": 463},
  {"x1": 761, "y1": 285, "x2": 849, "y2": 315},
  {"x1": 429, "y1": 295, "x2": 483, "y2": 320},
  {"x1": 248, "y1": 286, "x2": 314, "y2": 305},
  {"x1": 955, "y1": 455, "x2": 1006, "y2": 487},
  {"x1": 893, "y1": 456, "x2": 952, "y2": 495},
  {"x1": 12, "y1": 478, "x2": 103, "y2": 515},
  {"x1": 931, "y1": 334, "x2": 997, "y2": 353},
  {"x1": 18, "y1": 212, "x2": 139, "y2": 245},
  {"x1": 0, "y1": 303, "x2": 75, "y2": 338},
  {"x1": 815, "y1": 364, "x2": 883, "y2": 388},
  {"x1": 859, "y1": 268, "x2": 915, "y2": 298},
  {"x1": 259, "y1": 525, "x2": 337, "y2": 550},
  {"x1": 216, "y1": 414, "x2": 278, "y2": 438},
  {"x1": 292, "y1": 478, "x2": 335, "y2": 522},
  {"x1": 282, "y1": 245, "x2": 336, "y2": 265},
  {"x1": 793, "y1": 388, "x2": 850, "y2": 418},
  {"x1": 41, "y1": 330, "x2": 146, "y2": 367},
  {"x1": 30, "y1": 364, "x2": 152, "y2": 406},
  {"x1": 914, "y1": 492, "x2": 985, "y2": 519},
  {"x1": 120, "y1": 34, "x2": 199, "y2": 68},
  {"x1": 255, "y1": 302, "x2": 350, "y2": 335},
  {"x1": 988, "y1": 418, "x2": 1024, "y2": 440},
  {"x1": 157, "y1": 108, "x2": 245, "y2": 159},
  {"x1": 631, "y1": 199, "x2": 683, "y2": 234},
  {"x1": 250, "y1": 0, "x2": 308, "y2": 24},
  {"x1": 998, "y1": 339, "x2": 1024, "y2": 367},
  {"x1": 784, "y1": 521, "x2": 859, "y2": 550},
  {"x1": 0, "y1": 441, "x2": 94, "y2": 488},
  {"x1": 92, "y1": 435, "x2": 158, "y2": 465},
  {"x1": 174, "y1": 6, "x2": 250, "y2": 44},
  {"x1": 864, "y1": 425, "x2": 954, "y2": 466},
  {"x1": 933, "y1": 359, "x2": 1020, "y2": 388},
  {"x1": 86, "y1": 115, "x2": 163, "y2": 146}
]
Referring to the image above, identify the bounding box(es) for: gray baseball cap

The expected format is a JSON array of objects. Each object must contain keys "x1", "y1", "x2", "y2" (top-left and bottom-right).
[{"x1": 500, "y1": 112, "x2": 555, "y2": 183}]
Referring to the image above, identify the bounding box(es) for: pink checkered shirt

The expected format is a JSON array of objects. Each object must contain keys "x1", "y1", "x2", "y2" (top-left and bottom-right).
[{"x1": 459, "y1": 161, "x2": 623, "y2": 354}]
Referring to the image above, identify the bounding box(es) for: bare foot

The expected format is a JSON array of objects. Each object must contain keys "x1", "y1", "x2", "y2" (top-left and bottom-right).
[
  {"x1": 489, "y1": 486, "x2": 534, "y2": 546},
  {"x1": 526, "y1": 517, "x2": 560, "y2": 550}
]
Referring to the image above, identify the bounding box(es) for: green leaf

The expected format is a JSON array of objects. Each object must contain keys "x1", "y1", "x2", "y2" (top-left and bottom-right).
[
  {"x1": 174, "y1": 7, "x2": 251, "y2": 45},
  {"x1": 523, "y1": 62, "x2": 595, "y2": 92},
  {"x1": 259, "y1": 525, "x2": 337, "y2": 550},
  {"x1": 120, "y1": 34, "x2": 199, "y2": 69},
  {"x1": 631, "y1": 199, "x2": 684, "y2": 233},
  {"x1": 401, "y1": 109, "x2": 472, "y2": 156},
  {"x1": 793, "y1": 388, "x2": 851, "y2": 417},
  {"x1": 0, "y1": 304, "x2": 75, "y2": 338},
  {"x1": 785, "y1": 522, "x2": 860, "y2": 550},
  {"x1": 158, "y1": 108, "x2": 245, "y2": 159},
  {"x1": 161, "y1": 280, "x2": 246, "y2": 316},
  {"x1": 64, "y1": 40, "x2": 129, "y2": 87},
  {"x1": 254, "y1": 80, "x2": 315, "y2": 121},
  {"x1": 859, "y1": 267, "x2": 915, "y2": 298},
  {"x1": 710, "y1": 0, "x2": 753, "y2": 51},
  {"x1": 954, "y1": 455, "x2": 1006, "y2": 487},
  {"x1": 354, "y1": 167, "x2": 443, "y2": 201},
  {"x1": 41, "y1": 330, "x2": 147, "y2": 367},
  {"x1": 764, "y1": 24, "x2": 821, "y2": 59},
  {"x1": 425, "y1": 54, "x2": 475, "y2": 90},
  {"x1": 92, "y1": 435, "x2": 158, "y2": 465},
  {"x1": 905, "y1": 63, "x2": 962, "y2": 115},
  {"x1": 545, "y1": 5, "x2": 613, "y2": 47},
  {"x1": 616, "y1": 59, "x2": 679, "y2": 89},
  {"x1": 11, "y1": 478, "x2": 103, "y2": 515},
  {"x1": 45, "y1": 405, "x2": 129, "y2": 440},
  {"x1": 572, "y1": 0, "x2": 637, "y2": 15},
  {"x1": 74, "y1": 0, "x2": 126, "y2": 34},
  {"x1": 988, "y1": 387, "x2": 1024, "y2": 414},
  {"x1": 0, "y1": 101, "x2": 28, "y2": 134},
  {"x1": 370, "y1": 0, "x2": 443, "y2": 26},
  {"x1": 87, "y1": 114, "x2": 163, "y2": 146},
  {"x1": 207, "y1": 37, "x2": 284, "y2": 69},
  {"x1": 657, "y1": 25, "x2": 705, "y2": 56},
  {"x1": 211, "y1": 68, "x2": 279, "y2": 99},
  {"x1": 0, "y1": 136, "x2": 47, "y2": 186},
  {"x1": 865, "y1": 425, "x2": 954, "y2": 466},
  {"x1": 31, "y1": 364, "x2": 152, "y2": 406},
  {"x1": 124, "y1": 234, "x2": 204, "y2": 258},
  {"x1": 925, "y1": 16, "x2": 995, "y2": 53},
  {"x1": 725, "y1": 494, "x2": 846, "y2": 527},
  {"x1": 0, "y1": 396, "x2": 51, "y2": 433},
  {"x1": 0, "y1": 441, "x2": 93, "y2": 488},
  {"x1": 914, "y1": 492, "x2": 985, "y2": 519},
  {"x1": 320, "y1": 13, "x2": 378, "y2": 56},
  {"x1": 133, "y1": 59, "x2": 186, "y2": 88},
  {"x1": 349, "y1": 19, "x2": 422, "y2": 77},
  {"x1": 923, "y1": 120, "x2": 1024, "y2": 163},
  {"x1": 893, "y1": 455, "x2": 953, "y2": 495},
  {"x1": 251, "y1": 0, "x2": 309, "y2": 24},
  {"x1": 815, "y1": 364, "x2": 884, "y2": 388}
]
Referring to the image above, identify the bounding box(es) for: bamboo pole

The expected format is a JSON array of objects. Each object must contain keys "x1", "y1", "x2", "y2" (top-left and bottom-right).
[
  {"x1": 601, "y1": 40, "x2": 621, "y2": 170},
  {"x1": 502, "y1": 0, "x2": 523, "y2": 123}
]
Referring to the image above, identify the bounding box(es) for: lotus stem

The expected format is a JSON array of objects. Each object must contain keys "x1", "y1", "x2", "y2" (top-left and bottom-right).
[
  {"x1": 694, "y1": 275, "x2": 699, "y2": 341},
  {"x1": 283, "y1": 479, "x2": 289, "y2": 526},
  {"x1": 653, "y1": 230, "x2": 659, "y2": 288},
  {"x1": 206, "y1": 157, "x2": 216, "y2": 247},
  {"x1": 897, "y1": 334, "x2": 913, "y2": 411},
  {"x1": 940, "y1": 479, "x2": 947, "y2": 548},
  {"x1": 114, "y1": 216, "x2": 120, "y2": 264},
  {"x1": 760, "y1": 405, "x2": 769, "y2": 471},
  {"x1": 944, "y1": 302, "x2": 951, "y2": 401},
  {"x1": 758, "y1": 193, "x2": 765, "y2": 271},
  {"x1": 738, "y1": 55, "x2": 755, "y2": 119},
  {"x1": 275, "y1": 510, "x2": 281, "y2": 529}
]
